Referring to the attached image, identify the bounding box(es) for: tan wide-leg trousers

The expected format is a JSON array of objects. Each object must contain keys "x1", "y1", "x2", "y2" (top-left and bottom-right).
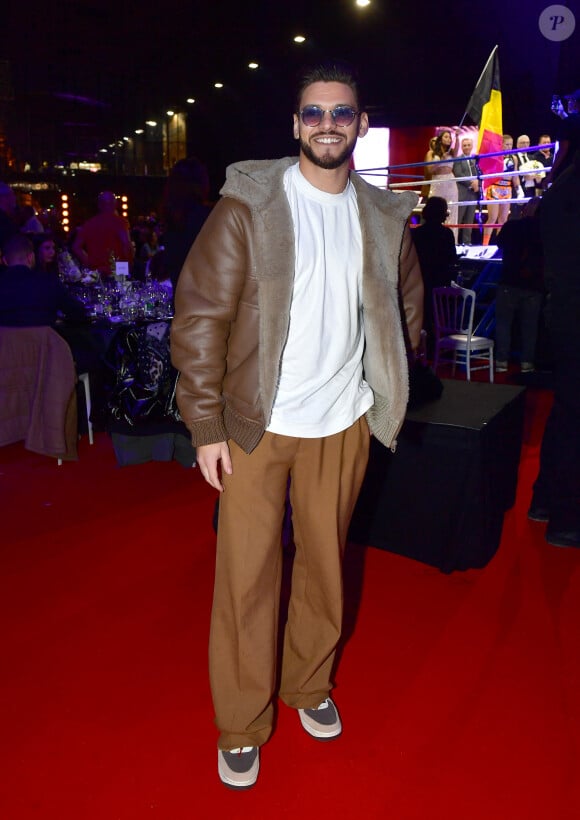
[{"x1": 209, "y1": 417, "x2": 370, "y2": 750}]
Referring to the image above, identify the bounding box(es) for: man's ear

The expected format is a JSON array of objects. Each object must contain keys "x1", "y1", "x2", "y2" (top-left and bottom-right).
[
  {"x1": 292, "y1": 114, "x2": 300, "y2": 140},
  {"x1": 358, "y1": 112, "x2": 369, "y2": 138}
]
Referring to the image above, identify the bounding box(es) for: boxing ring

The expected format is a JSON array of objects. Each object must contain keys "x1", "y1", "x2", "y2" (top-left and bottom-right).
[{"x1": 357, "y1": 141, "x2": 554, "y2": 240}]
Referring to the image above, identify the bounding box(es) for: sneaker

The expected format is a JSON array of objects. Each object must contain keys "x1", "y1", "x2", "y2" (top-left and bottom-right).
[
  {"x1": 298, "y1": 697, "x2": 342, "y2": 740},
  {"x1": 521, "y1": 362, "x2": 535, "y2": 373},
  {"x1": 495, "y1": 360, "x2": 508, "y2": 373},
  {"x1": 528, "y1": 504, "x2": 550, "y2": 523},
  {"x1": 545, "y1": 529, "x2": 580, "y2": 549},
  {"x1": 218, "y1": 746, "x2": 259, "y2": 790}
]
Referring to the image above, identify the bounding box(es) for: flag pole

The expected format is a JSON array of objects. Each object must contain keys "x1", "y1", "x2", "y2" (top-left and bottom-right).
[{"x1": 458, "y1": 45, "x2": 499, "y2": 126}]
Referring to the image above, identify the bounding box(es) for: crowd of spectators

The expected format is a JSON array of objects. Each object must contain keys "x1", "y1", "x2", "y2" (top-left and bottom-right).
[{"x1": 0, "y1": 155, "x2": 211, "y2": 294}]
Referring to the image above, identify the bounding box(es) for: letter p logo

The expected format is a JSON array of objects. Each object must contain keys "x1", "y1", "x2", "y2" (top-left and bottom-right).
[{"x1": 539, "y1": 5, "x2": 576, "y2": 41}]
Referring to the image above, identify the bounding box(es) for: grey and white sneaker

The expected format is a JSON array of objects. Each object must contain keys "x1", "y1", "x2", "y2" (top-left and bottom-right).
[
  {"x1": 298, "y1": 697, "x2": 342, "y2": 740},
  {"x1": 218, "y1": 746, "x2": 259, "y2": 789}
]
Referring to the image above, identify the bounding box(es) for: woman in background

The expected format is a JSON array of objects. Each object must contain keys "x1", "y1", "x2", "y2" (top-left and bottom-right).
[
  {"x1": 34, "y1": 234, "x2": 59, "y2": 277},
  {"x1": 425, "y1": 130, "x2": 459, "y2": 242}
]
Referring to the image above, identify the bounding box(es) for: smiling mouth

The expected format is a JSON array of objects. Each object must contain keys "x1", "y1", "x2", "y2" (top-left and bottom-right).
[{"x1": 312, "y1": 135, "x2": 343, "y2": 145}]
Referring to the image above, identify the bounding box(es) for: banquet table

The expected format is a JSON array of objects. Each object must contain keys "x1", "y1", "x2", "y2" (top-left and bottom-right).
[{"x1": 58, "y1": 278, "x2": 195, "y2": 467}]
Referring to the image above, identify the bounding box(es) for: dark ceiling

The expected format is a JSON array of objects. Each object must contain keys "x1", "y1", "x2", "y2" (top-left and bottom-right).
[{"x1": 2, "y1": 0, "x2": 579, "y2": 189}]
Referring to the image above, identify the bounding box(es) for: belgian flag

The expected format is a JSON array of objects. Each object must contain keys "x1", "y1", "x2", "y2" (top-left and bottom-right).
[{"x1": 464, "y1": 47, "x2": 503, "y2": 184}]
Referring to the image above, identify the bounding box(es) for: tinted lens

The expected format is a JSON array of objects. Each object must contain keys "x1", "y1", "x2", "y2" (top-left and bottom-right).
[
  {"x1": 301, "y1": 105, "x2": 323, "y2": 126},
  {"x1": 332, "y1": 105, "x2": 357, "y2": 126}
]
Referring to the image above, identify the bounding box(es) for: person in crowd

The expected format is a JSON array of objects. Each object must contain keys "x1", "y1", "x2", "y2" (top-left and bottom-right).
[
  {"x1": 515, "y1": 134, "x2": 544, "y2": 202},
  {"x1": 0, "y1": 234, "x2": 85, "y2": 327},
  {"x1": 147, "y1": 249, "x2": 173, "y2": 295},
  {"x1": 532, "y1": 135, "x2": 554, "y2": 194},
  {"x1": 533, "y1": 134, "x2": 554, "y2": 167},
  {"x1": 528, "y1": 149, "x2": 580, "y2": 548},
  {"x1": 453, "y1": 136, "x2": 479, "y2": 245},
  {"x1": 546, "y1": 88, "x2": 580, "y2": 184},
  {"x1": 20, "y1": 204, "x2": 44, "y2": 234},
  {"x1": 494, "y1": 197, "x2": 544, "y2": 373},
  {"x1": 140, "y1": 226, "x2": 160, "y2": 265},
  {"x1": 131, "y1": 224, "x2": 161, "y2": 280},
  {"x1": 425, "y1": 129, "x2": 459, "y2": 241},
  {"x1": 0, "y1": 182, "x2": 18, "y2": 251},
  {"x1": 483, "y1": 134, "x2": 521, "y2": 246},
  {"x1": 34, "y1": 233, "x2": 59, "y2": 276},
  {"x1": 72, "y1": 190, "x2": 134, "y2": 276},
  {"x1": 412, "y1": 195, "x2": 457, "y2": 349},
  {"x1": 158, "y1": 156, "x2": 211, "y2": 294},
  {"x1": 170, "y1": 60, "x2": 423, "y2": 790}
]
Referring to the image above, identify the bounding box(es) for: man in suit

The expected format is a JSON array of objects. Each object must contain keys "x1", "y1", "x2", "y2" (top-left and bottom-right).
[{"x1": 453, "y1": 137, "x2": 479, "y2": 245}]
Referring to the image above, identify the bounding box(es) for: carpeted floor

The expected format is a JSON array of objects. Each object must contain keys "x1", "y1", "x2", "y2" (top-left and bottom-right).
[{"x1": 1, "y1": 386, "x2": 579, "y2": 819}]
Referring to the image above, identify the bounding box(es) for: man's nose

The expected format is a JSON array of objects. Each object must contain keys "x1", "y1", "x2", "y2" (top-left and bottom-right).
[{"x1": 319, "y1": 110, "x2": 335, "y2": 127}]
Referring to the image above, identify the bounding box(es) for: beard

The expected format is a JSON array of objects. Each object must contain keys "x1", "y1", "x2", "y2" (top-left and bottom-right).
[{"x1": 299, "y1": 133, "x2": 356, "y2": 170}]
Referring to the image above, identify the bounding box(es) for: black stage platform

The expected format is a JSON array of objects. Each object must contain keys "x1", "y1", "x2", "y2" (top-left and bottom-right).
[{"x1": 349, "y1": 380, "x2": 526, "y2": 573}]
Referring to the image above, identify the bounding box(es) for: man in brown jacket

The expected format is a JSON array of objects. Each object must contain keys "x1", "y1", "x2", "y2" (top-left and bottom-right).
[{"x1": 171, "y1": 61, "x2": 423, "y2": 789}]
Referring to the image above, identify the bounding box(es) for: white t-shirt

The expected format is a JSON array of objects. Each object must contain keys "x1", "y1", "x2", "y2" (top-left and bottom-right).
[{"x1": 267, "y1": 164, "x2": 374, "y2": 438}]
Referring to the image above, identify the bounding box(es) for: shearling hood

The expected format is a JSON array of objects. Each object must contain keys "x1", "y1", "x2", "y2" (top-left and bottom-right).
[{"x1": 220, "y1": 158, "x2": 296, "y2": 209}]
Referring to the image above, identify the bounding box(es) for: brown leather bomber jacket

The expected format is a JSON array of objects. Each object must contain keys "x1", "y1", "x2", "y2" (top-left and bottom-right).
[{"x1": 171, "y1": 157, "x2": 423, "y2": 453}]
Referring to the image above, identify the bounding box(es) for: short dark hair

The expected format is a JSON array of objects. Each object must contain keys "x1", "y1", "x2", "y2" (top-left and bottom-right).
[
  {"x1": 2, "y1": 233, "x2": 34, "y2": 263},
  {"x1": 422, "y1": 197, "x2": 448, "y2": 225},
  {"x1": 295, "y1": 60, "x2": 362, "y2": 112}
]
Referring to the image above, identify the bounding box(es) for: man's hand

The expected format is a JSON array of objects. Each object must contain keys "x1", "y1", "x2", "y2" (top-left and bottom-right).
[{"x1": 197, "y1": 441, "x2": 232, "y2": 492}]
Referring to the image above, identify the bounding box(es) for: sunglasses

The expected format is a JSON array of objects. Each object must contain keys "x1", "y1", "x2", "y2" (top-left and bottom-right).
[{"x1": 298, "y1": 104, "x2": 359, "y2": 128}]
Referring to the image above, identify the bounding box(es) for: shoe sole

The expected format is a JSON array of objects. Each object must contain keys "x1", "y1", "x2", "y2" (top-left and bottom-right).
[
  {"x1": 221, "y1": 779, "x2": 257, "y2": 791},
  {"x1": 217, "y1": 751, "x2": 259, "y2": 789},
  {"x1": 528, "y1": 511, "x2": 549, "y2": 523},
  {"x1": 546, "y1": 535, "x2": 580, "y2": 549}
]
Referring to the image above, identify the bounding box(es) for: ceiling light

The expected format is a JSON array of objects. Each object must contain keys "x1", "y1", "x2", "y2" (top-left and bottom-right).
[
  {"x1": 248, "y1": 62, "x2": 259, "y2": 69},
  {"x1": 135, "y1": 128, "x2": 144, "y2": 134},
  {"x1": 146, "y1": 120, "x2": 157, "y2": 127},
  {"x1": 166, "y1": 110, "x2": 174, "y2": 116},
  {"x1": 214, "y1": 82, "x2": 224, "y2": 89},
  {"x1": 356, "y1": 0, "x2": 371, "y2": 5},
  {"x1": 186, "y1": 98, "x2": 195, "y2": 104},
  {"x1": 293, "y1": 35, "x2": 306, "y2": 43}
]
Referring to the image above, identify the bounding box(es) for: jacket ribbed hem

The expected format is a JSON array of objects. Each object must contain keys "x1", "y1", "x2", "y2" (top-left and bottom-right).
[
  {"x1": 183, "y1": 404, "x2": 265, "y2": 454},
  {"x1": 223, "y1": 403, "x2": 265, "y2": 454},
  {"x1": 184, "y1": 415, "x2": 229, "y2": 448}
]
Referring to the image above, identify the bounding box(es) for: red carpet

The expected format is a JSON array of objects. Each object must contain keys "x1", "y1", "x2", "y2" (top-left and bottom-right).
[{"x1": 1, "y1": 387, "x2": 579, "y2": 819}]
